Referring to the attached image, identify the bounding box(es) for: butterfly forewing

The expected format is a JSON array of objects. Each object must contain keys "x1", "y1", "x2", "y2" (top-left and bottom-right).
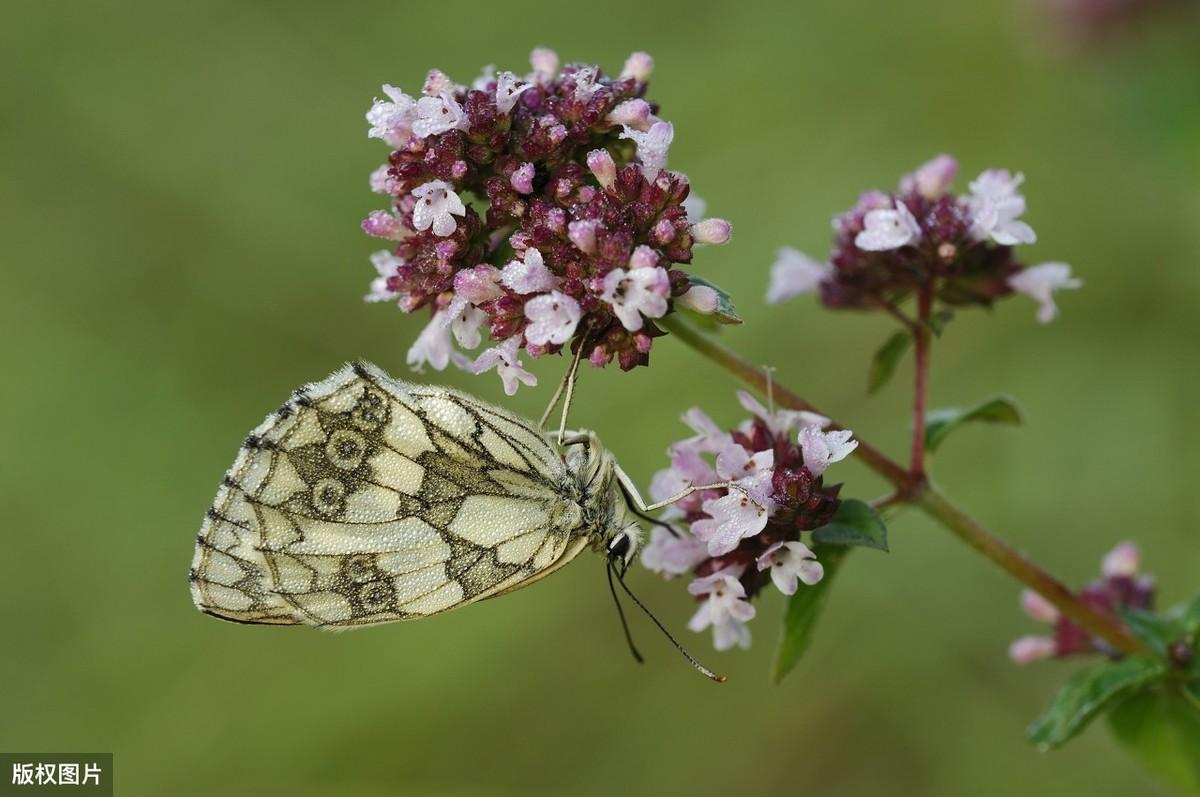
[{"x1": 190, "y1": 363, "x2": 591, "y2": 628}]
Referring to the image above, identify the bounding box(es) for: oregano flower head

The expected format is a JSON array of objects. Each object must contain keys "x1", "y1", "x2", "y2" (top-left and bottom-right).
[
  {"x1": 767, "y1": 155, "x2": 1081, "y2": 324},
  {"x1": 362, "y1": 49, "x2": 732, "y2": 393},
  {"x1": 641, "y1": 393, "x2": 856, "y2": 650},
  {"x1": 1009, "y1": 542, "x2": 1156, "y2": 664}
]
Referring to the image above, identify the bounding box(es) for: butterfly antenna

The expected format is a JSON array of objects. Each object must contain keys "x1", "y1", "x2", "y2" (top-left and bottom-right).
[
  {"x1": 764, "y1": 365, "x2": 777, "y2": 414},
  {"x1": 613, "y1": 568, "x2": 727, "y2": 683},
  {"x1": 606, "y1": 560, "x2": 644, "y2": 665}
]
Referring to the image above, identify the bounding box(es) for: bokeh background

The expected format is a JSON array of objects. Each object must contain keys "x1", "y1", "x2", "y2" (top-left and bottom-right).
[{"x1": 3, "y1": 1, "x2": 1198, "y2": 794}]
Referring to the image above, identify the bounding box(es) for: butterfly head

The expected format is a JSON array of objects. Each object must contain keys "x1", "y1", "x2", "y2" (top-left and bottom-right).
[{"x1": 606, "y1": 522, "x2": 643, "y2": 571}]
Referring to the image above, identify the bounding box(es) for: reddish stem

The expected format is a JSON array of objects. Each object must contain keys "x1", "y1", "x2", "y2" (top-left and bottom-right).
[{"x1": 910, "y1": 285, "x2": 934, "y2": 479}]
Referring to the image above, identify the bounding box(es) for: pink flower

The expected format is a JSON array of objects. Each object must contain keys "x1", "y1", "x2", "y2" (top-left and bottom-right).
[
  {"x1": 1009, "y1": 635, "x2": 1057, "y2": 665},
  {"x1": 364, "y1": 251, "x2": 403, "y2": 303},
  {"x1": 855, "y1": 199, "x2": 921, "y2": 251},
  {"x1": 361, "y1": 209, "x2": 408, "y2": 241},
  {"x1": 688, "y1": 572, "x2": 756, "y2": 651},
  {"x1": 365, "y1": 84, "x2": 416, "y2": 147},
  {"x1": 369, "y1": 164, "x2": 396, "y2": 194},
  {"x1": 690, "y1": 443, "x2": 774, "y2": 556},
  {"x1": 1020, "y1": 589, "x2": 1061, "y2": 624},
  {"x1": 607, "y1": 99, "x2": 652, "y2": 128},
  {"x1": 766, "y1": 247, "x2": 832, "y2": 304},
  {"x1": 1007, "y1": 262, "x2": 1081, "y2": 323},
  {"x1": 422, "y1": 69, "x2": 459, "y2": 97},
  {"x1": 900, "y1": 154, "x2": 958, "y2": 199},
  {"x1": 528, "y1": 48, "x2": 559, "y2": 84},
  {"x1": 620, "y1": 51, "x2": 654, "y2": 82},
  {"x1": 567, "y1": 220, "x2": 599, "y2": 254},
  {"x1": 641, "y1": 528, "x2": 709, "y2": 576},
  {"x1": 967, "y1": 169, "x2": 1036, "y2": 245},
  {"x1": 677, "y1": 285, "x2": 720, "y2": 314},
  {"x1": 447, "y1": 299, "x2": 487, "y2": 350},
  {"x1": 736, "y1": 390, "x2": 830, "y2": 439},
  {"x1": 510, "y1": 162, "x2": 535, "y2": 194},
  {"x1": 406, "y1": 311, "x2": 454, "y2": 372},
  {"x1": 586, "y1": 149, "x2": 617, "y2": 188},
  {"x1": 453, "y1": 265, "x2": 504, "y2": 305},
  {"x1": 411, "y1": 180, "x2": 466, "y2": 236},
  {"x1": 600, "y1": 266, "x2": 670, "y2": 331},
  {"x1": 620, "y1": 121, "x2": 673, "y2": 178},
  {"x1": 494, "y1": 71, "x2": 530, "y2": 113},
  {"x1": 412, "y1": 93, "x2": 468, "y2": 138},
  {"x1": 471, "y1": 337, "x2": 537, "y2": 395},
  {"x1": 691, "y1": 218, "x2": 732, "y2": 246},
  {"x1": 800, "y1": 427, "x2": 858, "y2": 477},
  {"x1": 523, "y1": 291, "x2": 582, "y2": 346},
  {"x1": 757, "y1": 541, "x2": 824, "y2": 595},
  {"x1": 501, "y1": 248, "x2": 558, "y2": 294},
  {"x1": 1101, "y1": 541, "x2": 1139, "y2": 578}
]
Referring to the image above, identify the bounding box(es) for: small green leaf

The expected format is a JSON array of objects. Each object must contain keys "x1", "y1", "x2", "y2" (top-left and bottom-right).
[
  {"x1": 1120, "y1": 607, "x2": 1185, "y2": 659},
  {"x1": 811, "y1": 499, "x2": 889, "y2": 551},
  {"x1": 867, "y1": 331, "x2": 912, "y2": 395},
  {"x1": 1182, "y1": 681, "x2": 1200, "y2": 712},
  {"x1": 772, "y1": 544, "x2": 848, "y2": 684},
  {"x1": 1108, "y1": 686, "x2": 1200, "y2": 795},
  {"x1": 925, "y1": 309, "x2": 955, "y2": 337},
  {"x1": 1168, "y1": 593, "x2": 1200, "y2": 639},
  {"x1": 925, "y1": 395, "x2": 1023, "y2": 452},
  {"x1": 1027, "y1": 655, "x2": 1167, "y2": 750},
  {"x1": 682, "y1": 275, "x2": 741, "y2": 325}
]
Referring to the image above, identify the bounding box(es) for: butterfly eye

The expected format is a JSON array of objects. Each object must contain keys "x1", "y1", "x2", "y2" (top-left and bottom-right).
[{"x1": 607, "y1": 532, "x2": 631, "y2": 562}]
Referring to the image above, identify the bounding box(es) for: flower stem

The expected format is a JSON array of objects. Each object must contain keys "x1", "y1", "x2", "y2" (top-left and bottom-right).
[
  {"x1": 910, "y1": 285, "x2": 933, "y2": 479},
  {"x1": 659, "y1": 314, "x2": 1144, "y2": 656}
]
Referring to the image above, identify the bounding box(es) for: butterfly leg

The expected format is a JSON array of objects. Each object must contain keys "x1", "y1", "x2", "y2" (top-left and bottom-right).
[
  {"x1": 538, "y1": 336, "x2": 586, "y2": 439},
  {"x1": 612, "y1": 463, "x2": 757, "y2": 514}
]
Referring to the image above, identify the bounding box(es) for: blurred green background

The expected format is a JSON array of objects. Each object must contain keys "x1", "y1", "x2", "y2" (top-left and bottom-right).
[{"x1": 3, "y1": 1, "x2": 1199, "y2": 794}]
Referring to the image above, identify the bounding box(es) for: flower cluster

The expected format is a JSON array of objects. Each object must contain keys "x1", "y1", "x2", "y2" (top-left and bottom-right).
[
  {"x1": 767, "y1": 155, "x2": 1081, "y2": 324},
  {"x1": 363, "y1": 49, "x2": 732, "y2": 393},
  {"x1": 1009, "y1": 542, "x2": 1155, "y2": 664},
  {"x1": 641, "y1": 392, "x2": 857, "y2": 650}
]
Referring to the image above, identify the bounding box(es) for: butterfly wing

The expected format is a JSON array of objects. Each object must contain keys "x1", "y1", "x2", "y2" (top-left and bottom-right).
[{"x1": 190, "y1": 362, "x2": 591, "y2": 629}]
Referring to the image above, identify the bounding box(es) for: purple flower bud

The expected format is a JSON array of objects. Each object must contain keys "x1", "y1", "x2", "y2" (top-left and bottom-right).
[
  {"x1": 568, "y1": 220, "x2": 598, "y2": 254},
  {"x1": 510, "y1": 162, "x2": 535, "y2": 194},
  {"x1": 651, "y1": 217, "x2": 677, "y2": 246},
  {"x1": 529, "y1": 48, "x2": 559, "y2": 83},
  {"x1": 587, "y1": 149, "x2": 617, "y2": 187},
  {"x1": 423, "y1": 69, "x2": 455, "y2": 97},
  {"x1": 691, "y1": 218, "x2": 732, "y2": 246},
  {"x1": 629, "y1": 245, "x2": 660, "y2": 269},
  {"x1": 620, "y1": 51, "x2": 654, "y2": 82},
  {"x1": 361, "y1": 210, "x2": 407, "y2": 240},
  {"x1": 607, "y1": 99, "x2": 651, "y2": 128},
  {"x1": 678, "y1": 284, "x2": 720, "y2": 314}
]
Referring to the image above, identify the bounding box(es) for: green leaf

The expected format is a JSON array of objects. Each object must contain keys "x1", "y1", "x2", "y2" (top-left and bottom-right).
[
  {"x1": 1168, "y1": 593, "x2": 1200, "y2": 639},
  {"x1": 1027, "y1": 655, "x2": 1167, "y2": 750},
  {"x1": 925, "y1": 309, "x2": 954, "y2": 337},
  {"x1": 925, "y1": 395, "x2": 1023, "y2": 452},
  {"x1": 1120, "y1": 607, "x2": 1185, "y2": 659},
  {"x1": 772, "y1": 544, "x2": 849, "y2": 684},
  {"x1": 1182, "y1": 681, "x2": 1200, "y2": 712},
  {"x1": 811, "y1": 499, "x2": 889, "y2": 551},
  {"x1": 682, "y1": 275, "x2": 741, "y2": 325},
  {"x1": 867, "y1": 331, "x2": 911, "y2": 395},
  {"x1": 1108, "y1": 686, "x2": 1200, "y2": 795}
]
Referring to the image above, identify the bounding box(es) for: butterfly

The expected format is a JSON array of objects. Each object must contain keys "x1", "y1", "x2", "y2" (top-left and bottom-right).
[{"x1": 189, "y1": 362, "x2": 729, "y2": 679}]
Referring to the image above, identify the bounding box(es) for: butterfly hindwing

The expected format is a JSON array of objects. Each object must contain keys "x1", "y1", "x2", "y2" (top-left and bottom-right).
[{"x1": 190, "y1": 363, "x2": 591, "y2": 628}]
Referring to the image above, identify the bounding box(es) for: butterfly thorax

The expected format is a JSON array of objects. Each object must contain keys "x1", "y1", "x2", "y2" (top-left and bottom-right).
[{"x1": 562, "y1": 430, "x2": 639, "y2": 557}]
